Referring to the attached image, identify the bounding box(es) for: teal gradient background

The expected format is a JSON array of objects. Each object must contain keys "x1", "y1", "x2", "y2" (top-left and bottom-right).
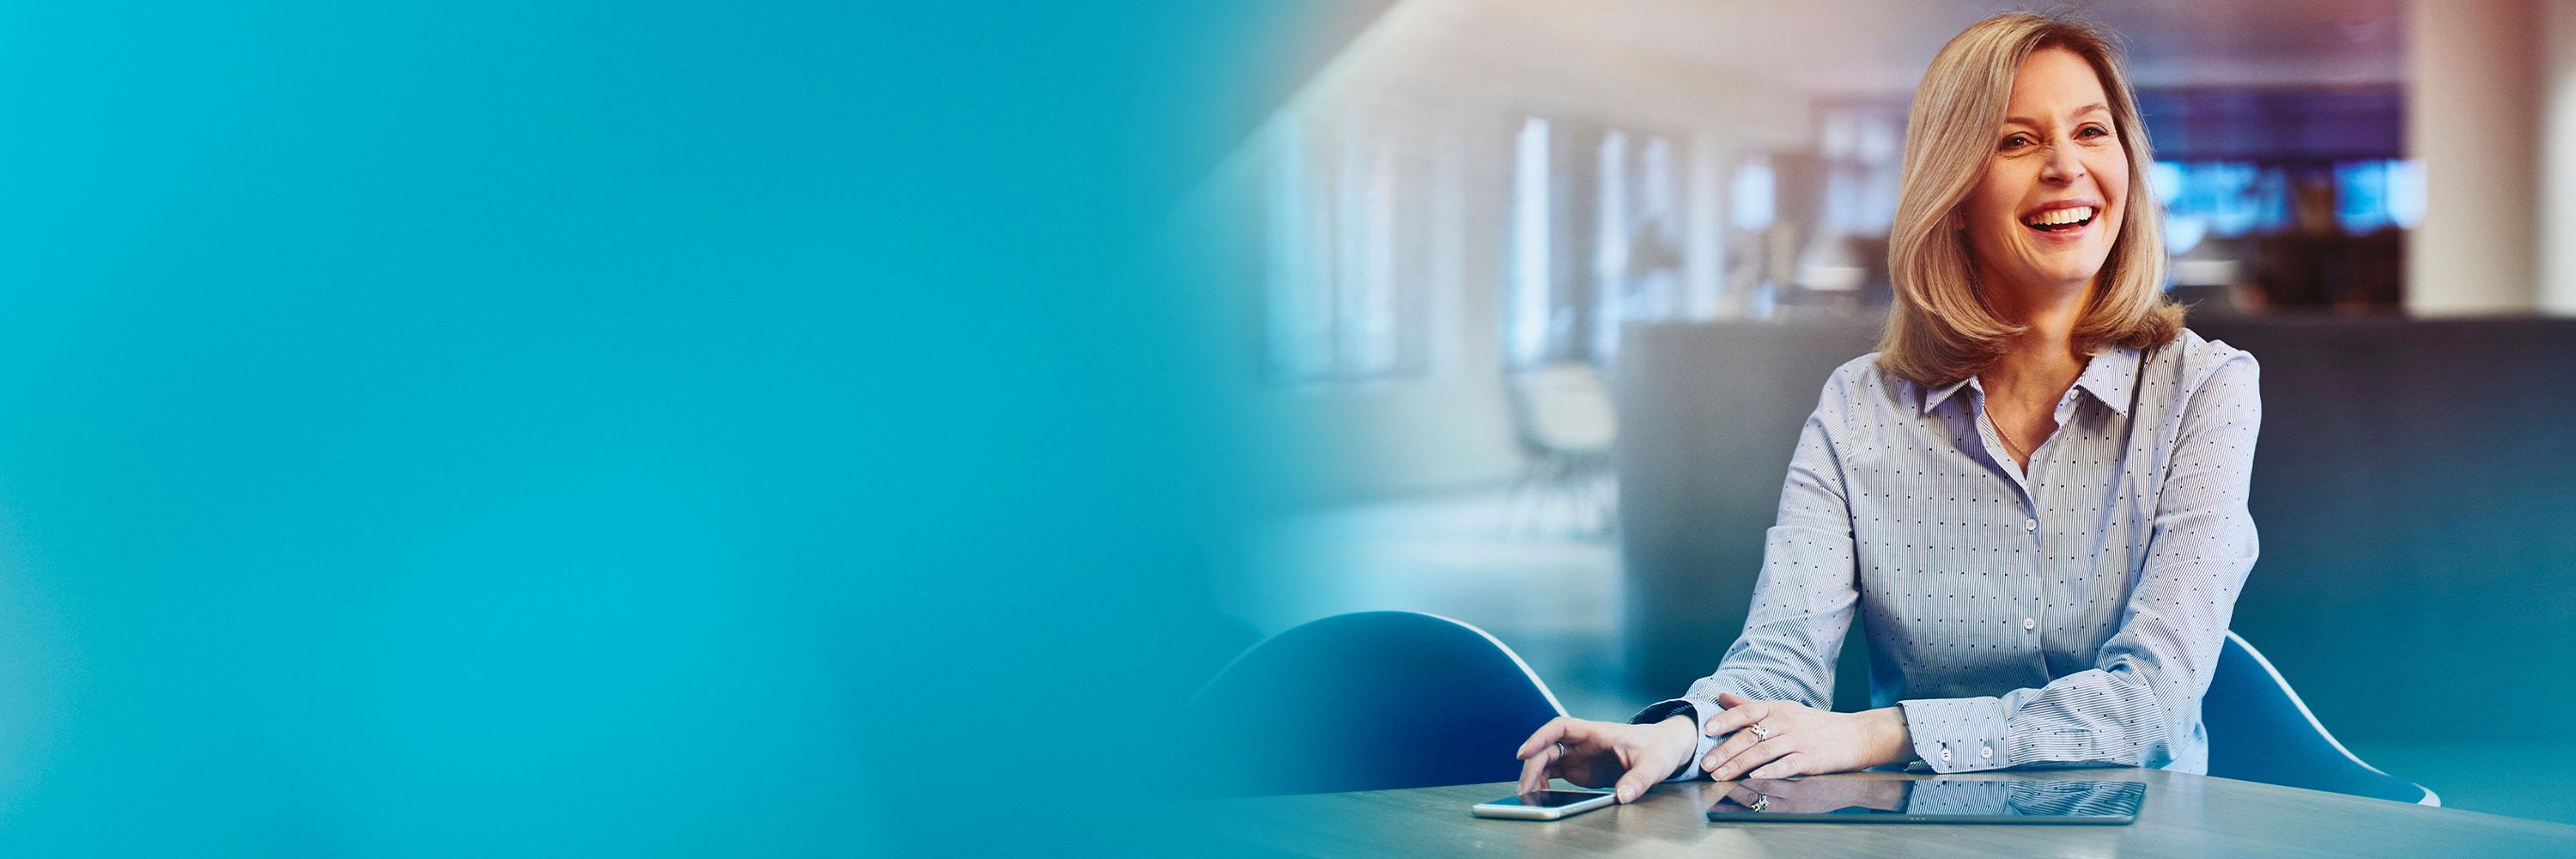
[{"x1": 0, "y1": 2, "x2": 1283, "y2": 854}]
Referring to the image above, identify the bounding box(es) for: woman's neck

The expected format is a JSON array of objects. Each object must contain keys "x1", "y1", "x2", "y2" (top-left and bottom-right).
[{"x1": 1980, "y1": 277, "x2": 2093, "y2": 410}]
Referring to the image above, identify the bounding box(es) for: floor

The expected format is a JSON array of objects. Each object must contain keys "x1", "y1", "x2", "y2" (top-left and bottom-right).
[{"x1": 1224, "y1": 482, "x2": 2576, "y2": 826}]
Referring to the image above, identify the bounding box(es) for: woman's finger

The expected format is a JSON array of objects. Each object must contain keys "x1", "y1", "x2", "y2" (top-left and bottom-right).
[
  {"x1": 1748, "y1": 752, "x2": 1811, "y2": 780},
  {"x1": 1706, "y1": 699, "x2": 1773, "y2": 736},
  {"x1": 1551, "y1": 719, "x2": 1604, "y2": 749},
  {"x1": 1713, "y1": 735, "x2": 1795, "y2": 781},
  {"x1": 1700, "y1": 727, "x2": 1760, "y2": 774},
  {"x1": 1517, "y1": 741, "x2": 1558, "y2": 794},
  {"x1": 1704, "y1": 708, "x2": 1799, "y2": 773},
  {"x1": 1516, "y1": 717, "x2": 1571, "y2": 760},
  {"x1": 1612, "y1": 759, "x2": 1664, "y2": 804}
]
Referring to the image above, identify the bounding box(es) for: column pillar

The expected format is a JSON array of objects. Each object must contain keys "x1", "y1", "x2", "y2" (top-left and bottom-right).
[
  {"x1": 2409, "y1": 0, "x2": 2543, "y2": 315},
  {"x1": 2540, "y1": 1, "x2": 2576, "y2": 314}
]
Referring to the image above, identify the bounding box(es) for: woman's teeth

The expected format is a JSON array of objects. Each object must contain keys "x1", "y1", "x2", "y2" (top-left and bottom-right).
[{"x1": 2024, "y1": 206, "x2": 2096, "y2": 231}]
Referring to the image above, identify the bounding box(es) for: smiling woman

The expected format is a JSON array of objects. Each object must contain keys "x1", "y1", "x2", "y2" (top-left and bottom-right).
[
  {"x1": 1881, "y1": 15, "x2": 2180, "y2": 395},
  {"x1": 1516, "y1": 11, "x2": 2260, "y2": 803}
]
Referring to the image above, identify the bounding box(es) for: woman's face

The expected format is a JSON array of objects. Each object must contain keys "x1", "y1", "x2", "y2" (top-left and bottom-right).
[{"x1": 1959, "y1": 46, "x2": 2129, "y2": 302}]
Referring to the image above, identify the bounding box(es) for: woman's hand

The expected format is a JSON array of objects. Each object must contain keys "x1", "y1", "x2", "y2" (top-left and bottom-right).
[
  {"x1": 1513, "y1": 715, "x2": 1698, "y2": 803},
  {"x1": 1698, "y1": 692, "x2": 1914, "y2": 780}
]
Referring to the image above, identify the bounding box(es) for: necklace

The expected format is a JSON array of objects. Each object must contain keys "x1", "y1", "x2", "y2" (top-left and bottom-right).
[{"x1": 1984, "y1": 399, "x2": 2031, "y2": 462}]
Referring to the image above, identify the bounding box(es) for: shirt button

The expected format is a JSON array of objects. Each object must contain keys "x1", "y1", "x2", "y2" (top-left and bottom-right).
[
  {"x1": 2023, "y1": 618, "x2": 2037, "y2": 631},
  {"x1": 2024, "y1": 518, "x2": 2038, "y2": 532},
  {"x1": 1940, "y1": 747, "x2": 1953, "y2": 762},
  {"x1": 1980, "y1": 745, "x2": 1995, "y2": 759}
]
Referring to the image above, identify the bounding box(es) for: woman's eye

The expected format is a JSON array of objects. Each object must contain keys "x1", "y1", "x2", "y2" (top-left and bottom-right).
[
  {"x1": 2079, "y1": 125, "x2": 2110, "y2": 138},
  {"x1": 2000, "y1": 136, "x2": 2031, "y2": 151}
]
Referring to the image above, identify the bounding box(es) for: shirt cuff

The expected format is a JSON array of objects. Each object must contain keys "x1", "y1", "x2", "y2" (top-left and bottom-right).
[
  {"x1": 1632, "y1": 698, "x2": 1722, "y2": 782},
  {"x1": 1897, "y1": 696, "x2": 2012, "y2": 773}
]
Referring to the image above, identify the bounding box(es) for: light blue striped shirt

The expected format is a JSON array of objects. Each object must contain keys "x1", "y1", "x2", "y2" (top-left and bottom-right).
[{"x1": 1637, "y1": 328, "x2": 2261, "y2": 776}]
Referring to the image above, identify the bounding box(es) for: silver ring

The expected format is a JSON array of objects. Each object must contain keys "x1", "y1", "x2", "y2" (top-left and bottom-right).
[
  {"x1": 1748, "y1": 794, "x2": 1771, "y2": 812},
  {"x1": 1555, "y1": 742, "x2": 1567, "y2": 757},
  {"x1": 1748, "y1": 723, "x2": 1773, "y2": 741}
]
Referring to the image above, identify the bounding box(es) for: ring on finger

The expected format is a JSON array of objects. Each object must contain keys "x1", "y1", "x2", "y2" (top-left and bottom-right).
[{"x1": 1747, "y1": 722, "x2": 1772, "y2": 741}]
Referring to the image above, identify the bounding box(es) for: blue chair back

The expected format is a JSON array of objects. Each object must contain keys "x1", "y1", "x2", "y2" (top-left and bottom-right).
[
  {"x1": 2205, "y1": 631, "x2": 2437, "y2": 804},
  {"x1": 1176, "y1": 612, "x2": 1565, "y2": 797}
]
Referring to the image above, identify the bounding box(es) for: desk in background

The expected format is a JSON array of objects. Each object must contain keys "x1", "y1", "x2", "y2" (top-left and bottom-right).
[{"x1": 1192, "y1": 768, "x2": 2576, "y2": 857}]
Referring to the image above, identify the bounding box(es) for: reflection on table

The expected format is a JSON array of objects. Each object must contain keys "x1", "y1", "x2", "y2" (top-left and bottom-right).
[{"x1": 1709, "y1": 776, "x2": 2146, "y2": 819}]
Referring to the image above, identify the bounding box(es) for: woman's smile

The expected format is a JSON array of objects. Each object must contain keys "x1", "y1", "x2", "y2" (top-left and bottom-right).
[{"x1": 2019, "y1": 198, "x2": 2102, "y2": 243}]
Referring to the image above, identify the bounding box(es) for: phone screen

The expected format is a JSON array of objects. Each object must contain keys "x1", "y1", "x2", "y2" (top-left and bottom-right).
[{"x1": 1496, "y1": 790, "x2": 1611, "y2": 808}]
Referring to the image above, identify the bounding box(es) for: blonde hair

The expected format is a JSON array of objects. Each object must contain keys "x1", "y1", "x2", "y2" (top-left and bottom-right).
[{"x1": 1875, "y1": 12, "x2": 2182, "y2": 387}]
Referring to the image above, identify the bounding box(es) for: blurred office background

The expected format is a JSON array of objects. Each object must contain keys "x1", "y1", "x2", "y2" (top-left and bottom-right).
[{"x1": 1190, "y1": 0, "x2": 2576, "y2": 825}]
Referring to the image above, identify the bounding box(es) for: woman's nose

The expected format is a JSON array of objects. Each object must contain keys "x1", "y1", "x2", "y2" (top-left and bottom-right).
[{"x1": 2040, "y1": 143, "x2": 2085, "y2": 184}]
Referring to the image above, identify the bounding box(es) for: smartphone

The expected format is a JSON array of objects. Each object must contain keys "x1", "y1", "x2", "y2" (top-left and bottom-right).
[{"x1": 1471, "y1": 789, "x2": 1618, "y2": 820}]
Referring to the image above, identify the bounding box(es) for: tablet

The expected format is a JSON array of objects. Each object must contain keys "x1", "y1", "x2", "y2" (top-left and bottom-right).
[{"x1": 1704, "y1": 777, "x2": 2143, "y2": 825}]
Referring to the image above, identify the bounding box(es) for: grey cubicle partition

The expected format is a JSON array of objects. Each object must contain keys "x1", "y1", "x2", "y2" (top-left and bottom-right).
[{"x1": 1614, "y1": 316, "x2": 2576, "y2": 744}]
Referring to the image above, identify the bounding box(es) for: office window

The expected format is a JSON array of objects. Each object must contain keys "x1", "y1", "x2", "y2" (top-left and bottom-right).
[
  {"x1": 1815, "y1": 104, "x2": 1902, "y2": 239},
  {"x1": 1730, "y1": 156, "x2": 1774, "y2": 232},
  {"x1": 1261, "y1": 110, "x2": 1425, "y2": 384},
  {"x1": 1506, "y1": 116, "x2": 1690, "y2": 368},
  {"x1": 1508, "y1": 117, "x2": 1553, "y2": 369}
]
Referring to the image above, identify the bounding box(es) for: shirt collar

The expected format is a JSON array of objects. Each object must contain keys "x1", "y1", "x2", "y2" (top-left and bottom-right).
[
  {"x1": 1917, "y1": 344, "x2": 2142, "y2": 417},
  {"x1": 1919, "y1": 375, "x2": 1977, "y2": 415},
  {"x1": 2070, "y1": 344, "x2": 2142, "y2": 417}
]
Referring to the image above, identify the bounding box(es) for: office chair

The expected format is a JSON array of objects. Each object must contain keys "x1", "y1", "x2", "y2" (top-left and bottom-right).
[
  {"x1": 2205, "y1": 631, "x2": 2439, "y2": 805},
  {"x1": 1504, "y1": 362, "x2": 1619, "y2": 539},
  {"x1": 1176, "y1": 611, "x2": 1567, "y2": 798}
]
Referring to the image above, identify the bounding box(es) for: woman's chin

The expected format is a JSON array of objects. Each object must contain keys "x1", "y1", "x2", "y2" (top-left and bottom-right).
[
  {"x1": 2020, "y1": 254, "x2": 2109, "y2": 289},
  {"x1": 2050, "y1": 263, "x2": 2104, "y2": 283},
  {"x1": 1995, "y1": 268, "x2": 2103, "y2": 295},
  {"x1": 2047, "y1": 271, "x2": 2103, "y2": 291}
]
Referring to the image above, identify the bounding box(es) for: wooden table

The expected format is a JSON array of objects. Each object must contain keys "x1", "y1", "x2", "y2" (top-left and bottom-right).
[{"x1": 1189, "y1": 768, "x2": 2576, "y2": 857}]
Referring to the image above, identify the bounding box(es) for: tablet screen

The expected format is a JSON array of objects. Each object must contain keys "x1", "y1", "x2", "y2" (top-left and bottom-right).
[{"x1": 1704, "y1": 777, "x2": 2143, "y2": 825}]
